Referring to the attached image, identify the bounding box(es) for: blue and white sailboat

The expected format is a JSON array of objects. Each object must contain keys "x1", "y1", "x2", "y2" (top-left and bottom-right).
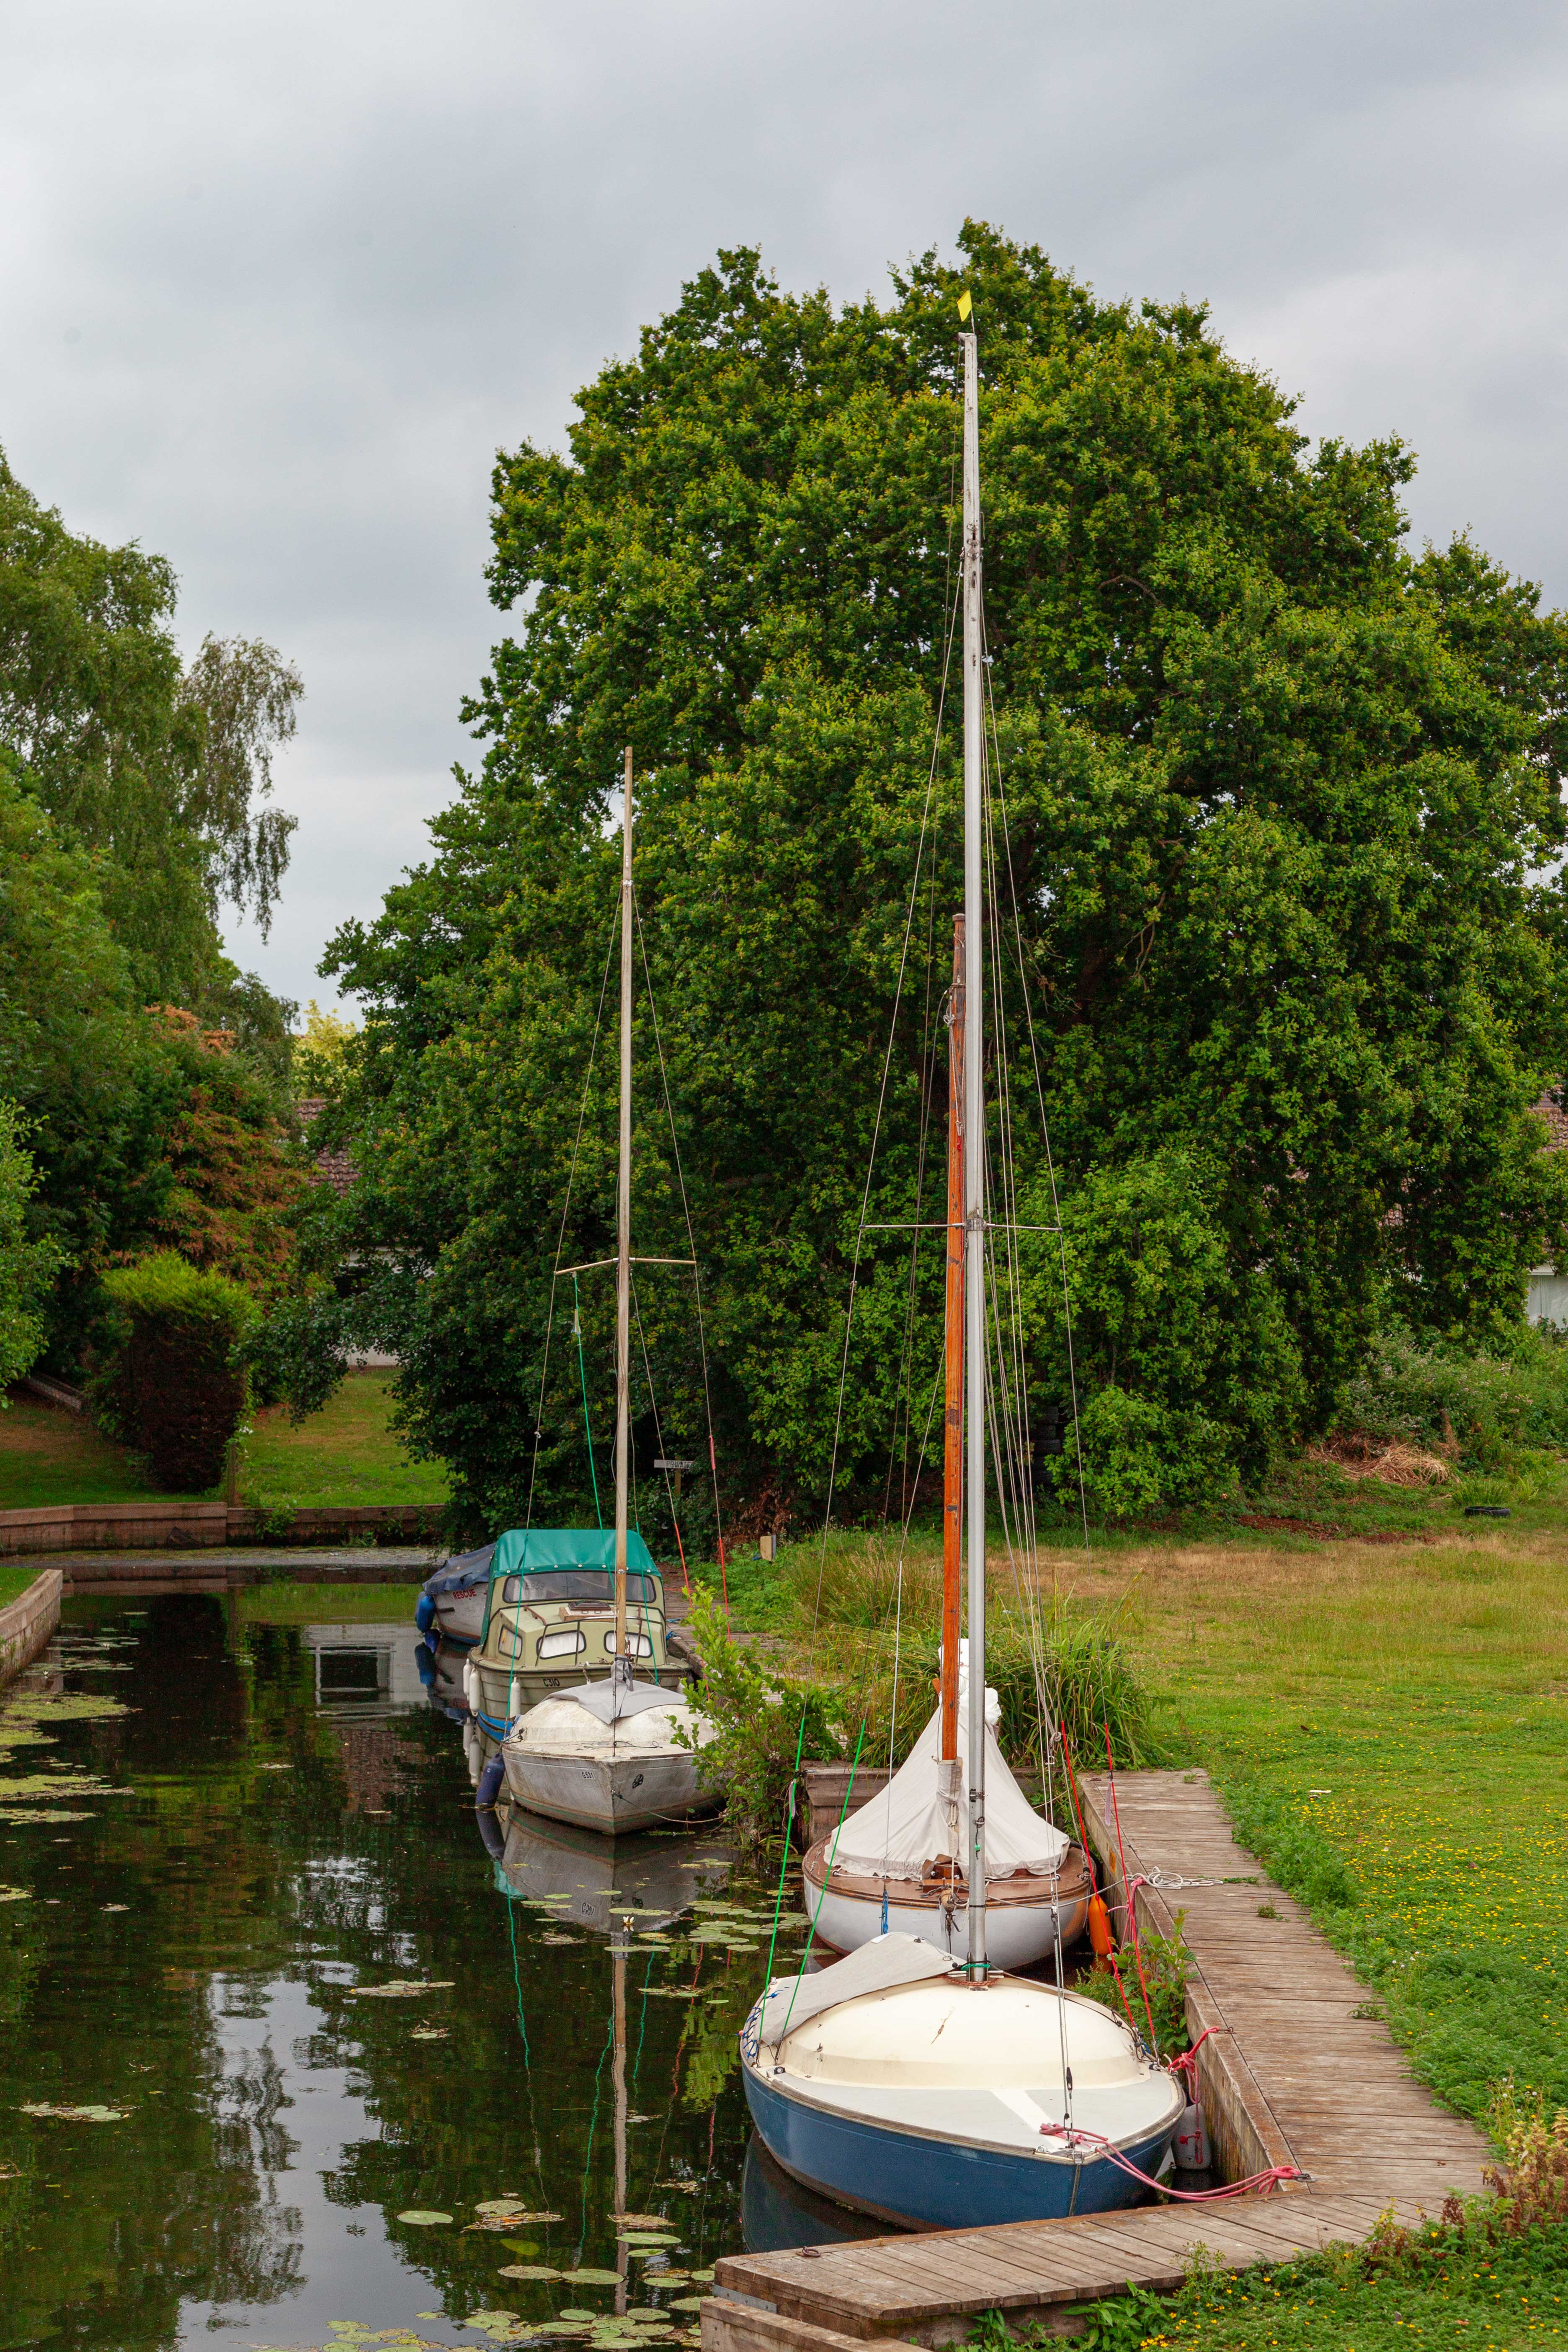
[{"x1": 740, "y1": 319, "x2": 1183, "y2": 2228}]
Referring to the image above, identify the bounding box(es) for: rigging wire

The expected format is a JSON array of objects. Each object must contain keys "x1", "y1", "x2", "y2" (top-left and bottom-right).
[
  {"x1": 634, "y1": 896, "x2": 729, "y2": 1612},
  {"x1": 523, "y1": 909, "x2": 621, "y2": 1537},
  {"x1": 572, "y1": 1271, "x2": 604, "y2": 1530}
]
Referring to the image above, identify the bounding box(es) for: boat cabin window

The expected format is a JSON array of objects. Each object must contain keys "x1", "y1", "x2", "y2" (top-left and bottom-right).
[
  {"x1": 500, "y1": 1570, "x2": 659, "y2": 1607},
  {"x1": 604, "y1": 1630, "x2": 654, "y2": 1658},
  {"x1": 538, "y1": 1628, "x2": 588, "y2": 1660}
]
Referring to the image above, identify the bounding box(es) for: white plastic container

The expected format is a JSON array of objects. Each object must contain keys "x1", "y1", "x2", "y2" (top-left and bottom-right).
[{"x1": 1175, "y1": 2099, "x2": 1211, "y2": 2170}]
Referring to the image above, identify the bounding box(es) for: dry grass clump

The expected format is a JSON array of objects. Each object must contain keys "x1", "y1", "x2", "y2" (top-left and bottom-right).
[{"x1": 1307, "y1": 1433, "x2": 1455, "y2": 1486}]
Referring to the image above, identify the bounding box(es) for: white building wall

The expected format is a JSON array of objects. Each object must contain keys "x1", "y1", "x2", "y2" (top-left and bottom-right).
[{"x1": 1527, "y1": 1266, "x2": 1568, "y2": 1326}]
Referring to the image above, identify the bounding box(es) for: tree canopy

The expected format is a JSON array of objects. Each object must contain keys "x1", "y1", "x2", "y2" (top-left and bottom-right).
[
  {"x1": 0, "y1": 449, "x2": 300, "y2": 1003},
  {"x1": 319, "y1": 223, "x2": 1568, "y2": 1526},
  {"x1": 0, "y1": 451, "x2": 309, "y2": 1378}
]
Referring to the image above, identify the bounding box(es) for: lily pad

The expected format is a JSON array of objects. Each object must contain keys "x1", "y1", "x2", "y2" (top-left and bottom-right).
[
  {"x1": 0, "y1": 1887, "x2": 31, "y2": 1902},
  {"x1": 615, "y1": 2213, "x2": 671, "y2": 2229},
  {"x1": 396, "y1": 2208, "x2": 452, "y2": 2225},
  {"x1": 19, "y1": 2101, "x2": 128, "y2": 2121},
  {"x1": 497, "y1": 2264, "x2": 560, "y2": 2281},
  {"x1": 670, "y1": 2299, "x2": 709, "y2": 2313},
  {"x1": 563, "y1": 2268, "x2": 624, "y2": 2285},
  {"x1": 0, "y1": 1808, "x2": 91, "y2": 1822},
  {"x1": 348, "y1": 1981, "x2": 456, "y2": 2000},
  {"x1": 0, "y1": 1776, "x2": 130, "y2": 1798},
  {"x1": 688, "y1": 2271, "x2": 715, "y2": 2283},
  {"x1": 409, "y1": 2027, "x2": 448, "y2": 2041},
  {"x1": 2, "y1": 1693, "x2": 131, "y2": 1721}
]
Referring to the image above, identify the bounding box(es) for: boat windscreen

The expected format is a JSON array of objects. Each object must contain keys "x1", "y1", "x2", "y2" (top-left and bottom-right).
[{"x1": 500, "y1": 1570, "x2": 660, "y2": 1607}]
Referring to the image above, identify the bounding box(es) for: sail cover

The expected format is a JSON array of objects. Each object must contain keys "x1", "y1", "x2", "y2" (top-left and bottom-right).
[
  {"x1": 756, "y1": 1932, "x2": 960, "y2": 2050},
  {"x1": 566, "y1": 1678, "x2": 686, "y2": 1725},
  {"x1": 825, "y1": 1686, "x2": 1070, "y2": 1881}
]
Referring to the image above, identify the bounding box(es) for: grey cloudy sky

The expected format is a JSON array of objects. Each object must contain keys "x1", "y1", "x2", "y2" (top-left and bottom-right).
[{"x1": 4, "y1": 0, "x2": 1565, "y2": 1014}]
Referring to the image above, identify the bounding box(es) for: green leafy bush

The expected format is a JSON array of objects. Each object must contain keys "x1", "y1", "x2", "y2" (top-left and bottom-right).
[
  {"x1": 1067, "y1": 1385, "x2": 1235, "y2": 1519},
  {"x1": 1074, "y1": 1911, "x2": 1191, "y2": 2058},
  {"x1": 676, "y1": 1587, "x2": 844, "y2": 1848},
  {"x1": 1335, "y1": 1322, "x2": 1568, "y2": 1468},
  {"x1": 92, "y1": 1252, "x2": 258, "y2": 1491},
  {"x1": 1025, "y1": 1150, "x2": 1306, "y2": 1505}
]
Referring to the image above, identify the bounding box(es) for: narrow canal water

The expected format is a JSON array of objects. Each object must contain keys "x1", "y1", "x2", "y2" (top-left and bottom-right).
[{"x1": 0, "y1": 1594, "x2": 855, "y2": 2352}]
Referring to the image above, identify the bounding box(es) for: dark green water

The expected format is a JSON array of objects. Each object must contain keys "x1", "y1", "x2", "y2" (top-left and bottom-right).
[{"x1": 0, "y1": 1596, "x2": 835, "y2": 2352}]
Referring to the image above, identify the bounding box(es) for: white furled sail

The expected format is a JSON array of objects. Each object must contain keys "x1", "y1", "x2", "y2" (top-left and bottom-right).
[{"x1": 826, "y1": 1677, "x2": 1068, "y2": 1885}]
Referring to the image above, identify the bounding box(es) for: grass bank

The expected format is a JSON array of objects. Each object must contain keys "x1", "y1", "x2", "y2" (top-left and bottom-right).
[
  {"x1": 1042, "y1": 2209, "x2": 1568, "y2": 2349},
  {"x1": 241, "y1": 1373, "x2": 448, "y2": 1509},
  {"x1": 0, "y1": 1374, "x2": 446, "y2": 1513},
  {"x1": 1104, "y1": 1522, "x2": 1568, "y2": 2125},
  {"x1": 0, "y1": 1562, "x2": 48, "y2": 1610}
]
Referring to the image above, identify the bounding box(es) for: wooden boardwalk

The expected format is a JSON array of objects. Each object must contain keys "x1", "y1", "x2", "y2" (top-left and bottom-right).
[{"x1": 708, "y1": 1771, "x2": 1489, "y2": 2344}]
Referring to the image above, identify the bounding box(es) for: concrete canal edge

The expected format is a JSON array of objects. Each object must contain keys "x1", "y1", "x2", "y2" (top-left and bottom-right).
[
  {"x1": 0, "y1": 1567, "x2": 62, "y2": 1689},
  {"x1": 0, "y1": 1501, "x2": 444, "y2": 1555}
]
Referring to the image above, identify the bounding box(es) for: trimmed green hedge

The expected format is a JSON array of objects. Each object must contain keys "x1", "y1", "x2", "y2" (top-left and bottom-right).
[{"x1": 93, "y1": 1253, "x2": 258, "y2": 1492}]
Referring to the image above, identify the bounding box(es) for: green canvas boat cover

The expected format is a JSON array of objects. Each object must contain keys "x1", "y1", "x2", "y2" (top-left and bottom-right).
[{"x1": 490, "y1": 1527, "x2": 658, "y2": 1580}]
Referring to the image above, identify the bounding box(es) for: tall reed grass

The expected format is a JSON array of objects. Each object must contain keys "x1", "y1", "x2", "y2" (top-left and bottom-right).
[{"x1": 776, "y1": 1533, "x2": 1165, "y2": 1772}]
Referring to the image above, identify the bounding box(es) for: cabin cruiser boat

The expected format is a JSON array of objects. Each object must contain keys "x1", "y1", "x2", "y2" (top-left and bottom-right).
[
  {"x1": 461, "y1": 1528, "x2": 696, "y2": 1735},
  {"x1": 414, "y1": 1542, "x2": 495, "y2": 1648}
]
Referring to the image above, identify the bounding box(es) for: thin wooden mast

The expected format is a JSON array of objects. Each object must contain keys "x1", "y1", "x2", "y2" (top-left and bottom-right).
[
  {"x1": 940, "y1": 914, "x2": 965, "y2": 1837},
  {"x1": 961, "y1": 326, "x2": 988, "y2": 1974},
  {"x1": 614, "y1": 746, "x2": 633, "y2": 1686}
]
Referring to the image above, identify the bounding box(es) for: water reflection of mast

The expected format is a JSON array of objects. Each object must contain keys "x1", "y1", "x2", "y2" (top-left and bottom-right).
[{"x1": 612, "y1": 1928, "x2": 629, "y2": 2318}]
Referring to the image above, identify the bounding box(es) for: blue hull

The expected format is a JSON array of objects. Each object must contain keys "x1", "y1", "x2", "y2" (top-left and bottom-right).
[{"x1": 742, "y1": 2065, "x2": 1177, "y2": 2230}]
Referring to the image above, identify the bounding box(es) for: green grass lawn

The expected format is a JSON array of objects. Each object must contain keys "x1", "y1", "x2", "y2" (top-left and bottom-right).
[
  {"x1": 0, "y1": 1394, "x2": 175, "y2": 1508},
  {"x1": 240, "y1": 1372, "x2": 448, "y2": 1509},
  {"x1": 0, "y1": 1373, "x2": 447, "y2": 1514},
  {"x1": 0, "y1": 1561, "x2": 48, "y2": 1608},
  {"x1": 1108, "y1": 1523, "x2": 1568, "y2": 2125}
]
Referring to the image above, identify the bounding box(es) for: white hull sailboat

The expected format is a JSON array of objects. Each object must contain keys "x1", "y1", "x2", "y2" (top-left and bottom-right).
[
  {"x1": 802, "y1": 1654, "x2": 1092, "y2": 1966},
  {"x1": 743, "y1": 313, "x2": 1182, "y2": 2228},
  {"x1": 502, "y1": 750, "x2": 722, "y2": 1839}
]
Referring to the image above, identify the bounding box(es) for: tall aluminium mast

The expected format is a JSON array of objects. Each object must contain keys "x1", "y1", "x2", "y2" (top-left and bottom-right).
[
  {"x1": 961, "y1": 328, "x2": 988, "y2": 1973},
  {"x1": 614, "y1": 745, "x2": 634, "y2": 1687}
]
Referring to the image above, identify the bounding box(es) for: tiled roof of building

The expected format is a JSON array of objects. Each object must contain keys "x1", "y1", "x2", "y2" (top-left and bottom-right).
[{"x1": 298, "y1": 1097, "x2": 357, "y2": 1195}]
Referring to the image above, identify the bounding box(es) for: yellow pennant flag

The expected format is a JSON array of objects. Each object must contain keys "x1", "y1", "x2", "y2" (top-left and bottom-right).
[{"x1": 957, "y1": 289, "x2": 973, "y2": 323}]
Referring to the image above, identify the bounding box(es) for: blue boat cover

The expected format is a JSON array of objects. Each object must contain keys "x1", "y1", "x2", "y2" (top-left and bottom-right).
[
  {"x1": 421, "y1": 1542, "x2": 496, "y2": 1601},
  {"x1": 490, "y1": 1527, "x2": 657, "y2": 1579}
]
